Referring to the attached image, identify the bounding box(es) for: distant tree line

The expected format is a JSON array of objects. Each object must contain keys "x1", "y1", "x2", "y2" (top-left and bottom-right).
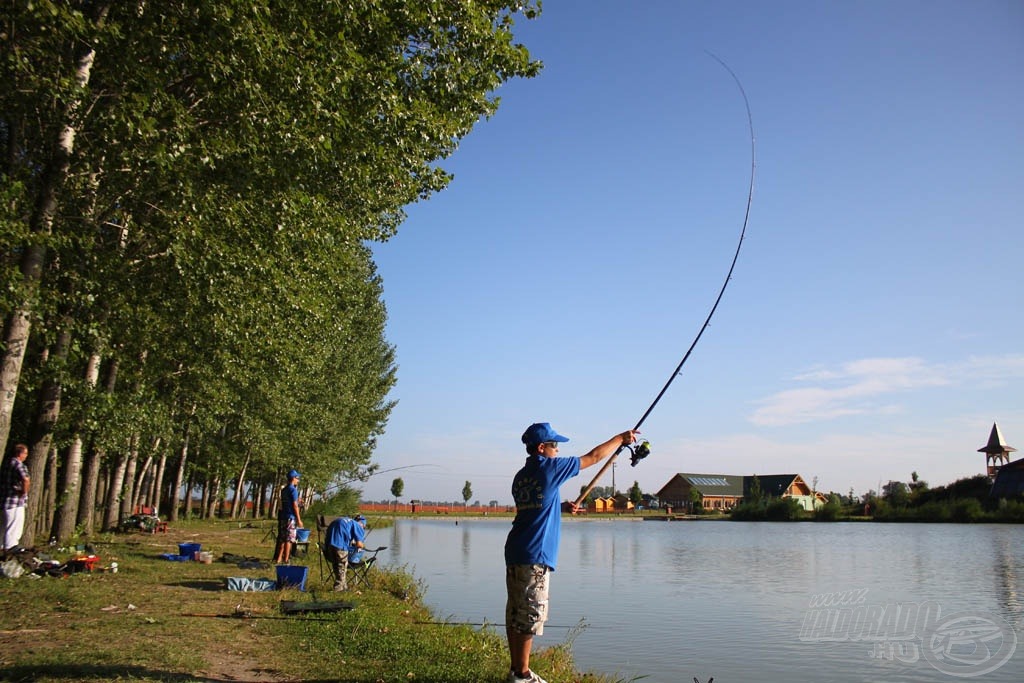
[{"x1": 730, "y1": 472, "x2": 1024, "y2": 523}]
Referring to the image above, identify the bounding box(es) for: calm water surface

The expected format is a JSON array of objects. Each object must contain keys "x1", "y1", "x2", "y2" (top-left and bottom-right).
[{"x1": 378, "y1": 518, "x2": 1024, "y2": 683}]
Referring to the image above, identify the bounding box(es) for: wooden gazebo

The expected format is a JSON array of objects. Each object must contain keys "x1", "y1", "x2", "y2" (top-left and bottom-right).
[{"x1": 978, "y1": 423, "x2": 1016, "y2": 478}]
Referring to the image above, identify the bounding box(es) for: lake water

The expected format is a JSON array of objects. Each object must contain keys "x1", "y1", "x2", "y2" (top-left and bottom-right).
[{"x1": 378, "y1": 517, "x2": 1024, "y2": 682}]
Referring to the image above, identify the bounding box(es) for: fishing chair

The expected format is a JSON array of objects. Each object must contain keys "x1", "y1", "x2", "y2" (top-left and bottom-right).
[
  {"x1": 346, "y1": 546, "x2": 387, "y2": 590},
  {"x1": 315, "y1": 514, "x2": 386, "y2": 590},
  {"x1": 317, "y1": 515, "x2": 355, "y2": 588},
  {"x1": 315, "y1": 514, "x2": 333, "y2": 584}
]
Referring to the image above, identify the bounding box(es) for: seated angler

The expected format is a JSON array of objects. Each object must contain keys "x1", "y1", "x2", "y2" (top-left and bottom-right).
[{"x1": 323, "y1": 514, "x2": 366, "y2": 591}]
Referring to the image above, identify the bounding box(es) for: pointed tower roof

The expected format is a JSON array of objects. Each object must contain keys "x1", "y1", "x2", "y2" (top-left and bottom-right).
[{"x1": 978, "y1": 423, "x2": 1017, "y2": 454}]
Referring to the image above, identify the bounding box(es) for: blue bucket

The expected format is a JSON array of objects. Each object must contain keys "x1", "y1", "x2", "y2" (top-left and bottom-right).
[
  {"x1": 276, "y1": 565, "x2": 309, "y2": 591},
  {"x1": 178, "y1": 542, "x2": 201, "y2": 558},
  {"x1": 295, "y1": 528, "x2": 311, "y2": 543}
]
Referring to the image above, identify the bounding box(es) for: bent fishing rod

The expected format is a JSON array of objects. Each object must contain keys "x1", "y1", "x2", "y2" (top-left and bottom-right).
[{"x1": 572, "y1": 53, "x2": 756, "y2": 509}]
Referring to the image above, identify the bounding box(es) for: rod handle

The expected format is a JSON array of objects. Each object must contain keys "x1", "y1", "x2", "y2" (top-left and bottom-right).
[{"x1": 571, "y1": 444, "x2": 626, "y2": 510}]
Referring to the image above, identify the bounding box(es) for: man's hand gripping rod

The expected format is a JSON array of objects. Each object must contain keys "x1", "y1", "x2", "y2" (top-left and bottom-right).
[{"x1": 571, "y1": 53, "x2": 755, "y2": 512}]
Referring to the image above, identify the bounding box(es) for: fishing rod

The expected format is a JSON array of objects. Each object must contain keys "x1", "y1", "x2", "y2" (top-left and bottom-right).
[
  {"x1": 413, "y1": 620, "x2": 614, "y2": 630},
  {"x1": 320, "y1": 463, "x2": 441, "y2": 496},
  {"x1": 572, "y1": 53, "x2": 756, "y2": 510}
]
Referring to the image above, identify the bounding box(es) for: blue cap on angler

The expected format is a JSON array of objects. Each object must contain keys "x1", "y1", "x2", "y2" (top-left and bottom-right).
[
  {"x1": 521, "y1": 422, "x2": 570, "y2": 447},
  {"x1": 288, "y1": 469, "x2": 301, "y2": 480}
]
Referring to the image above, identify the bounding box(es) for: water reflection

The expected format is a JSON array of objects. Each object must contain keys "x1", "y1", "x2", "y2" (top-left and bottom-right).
[
  {"x1": 383, "y1": 519, "x2": 1024, "y2": 683},
  {"x1": 993, "y1": 527, "x2": 1023, "y2": 625}
]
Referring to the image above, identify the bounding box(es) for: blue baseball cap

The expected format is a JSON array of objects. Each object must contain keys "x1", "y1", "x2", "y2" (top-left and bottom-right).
[
  {"x1": 521, "y1": 422, "x2": 570, "y2": 447},
  {"x1": 288, "y1": 469, "x2": 301, "y2": 479}
]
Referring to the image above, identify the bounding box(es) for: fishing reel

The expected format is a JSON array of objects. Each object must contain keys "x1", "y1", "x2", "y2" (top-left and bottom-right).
[{"x1": 627, "y1": 440, "x2": 652, "y2": 467}]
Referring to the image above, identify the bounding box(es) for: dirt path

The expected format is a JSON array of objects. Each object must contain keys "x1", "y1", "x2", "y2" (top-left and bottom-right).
[{"x1": 194, "y1": 645, "x2": 292, "y2": 682}]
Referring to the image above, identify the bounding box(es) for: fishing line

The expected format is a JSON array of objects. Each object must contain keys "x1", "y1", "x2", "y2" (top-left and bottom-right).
[
  {"x1": 573, "y1": 52, "x2": 756, "y2": 508},
  {"x1": 320, "y1": 463, "x2": 441, "y2": 496}
]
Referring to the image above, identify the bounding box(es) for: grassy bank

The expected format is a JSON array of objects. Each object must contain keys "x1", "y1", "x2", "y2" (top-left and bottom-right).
[{"x1": 0, "y1": 519, "x2": 602, "y2": 683}]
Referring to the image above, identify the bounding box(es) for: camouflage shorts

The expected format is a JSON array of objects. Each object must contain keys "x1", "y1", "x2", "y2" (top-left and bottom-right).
[
  {"x1": 505, "y1": 564, "x2": 550, "y2": 636},
  {"x1": 277, "y1": 517, "x2": 296, "y2": 544}
]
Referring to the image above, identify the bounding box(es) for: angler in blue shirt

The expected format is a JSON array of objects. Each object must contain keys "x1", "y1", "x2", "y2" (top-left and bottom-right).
[
  {"x1": 503, "y1": 423, "x2": 637, "y2": 683},
  {"x1": 274, "y1": 469, "x2": 304, "y2": 564},
  {"x1": 324, "y1": 515, "x2": 367, "y2": 591}
]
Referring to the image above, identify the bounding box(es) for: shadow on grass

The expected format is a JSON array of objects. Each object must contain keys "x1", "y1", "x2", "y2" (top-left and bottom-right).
[
  {"x1": 0, "y1": 663, "x2": 197, "y2": 681},
  {"x1": 0, "y1": 667, "x2": 512, "y2": 683}
]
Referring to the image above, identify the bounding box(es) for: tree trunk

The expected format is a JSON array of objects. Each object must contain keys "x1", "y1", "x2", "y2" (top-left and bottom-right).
[
  {"x1": 205, "y1": 475, "x2": 221, "y2": 519},
  {"x1": 153, "y1": 450, "x2": 167, "y2": 515},
  {"x1": 119, "y1": 353, "x2": 148, "y2": 519},
  {"x1": 77, "y1": 440, "x2": 103, "y2": 534},
  {"x1": 230, "y1": 451, "x2": 251, "y2": 520},
  {"x1": 133, "y1": 454, "x2": 152, "y2": 512},
  {"x1": 51, "y1": 349, "x2": 100, "y2": 541},
  {"x1": 79, "y1": 350, "x2": 118, "y2": 534},
  {"x1": 119, "y1": 434, "x2": 140, "y2": 521},
  {"x1": 103, "y1": 442, "x2": 130, "y2": 531},
  {"x1": 252, "y1": 481, "x2": 264, "y2": 519},
  {"x1": 0, "y1": 3, "x2": 110, "y2": 454},
  {"x1": 51, "y1": 438, "x2": 84, "y2": 543},
  {"x1": 240, "y1": 481, "x2": 255, "y2": 520},
  {"x1": 23, "y1": 323, "x2": 71, "y2": 547},
  {"x1": 130, "y1": 437, "x2": 159, "y2": 514},
  {"x1": 168, "y1": 432, "x2": 188, "y2": 522},
  {"x1": 269, "y1": 476, "x2": 282, "y2": 519},
  {"x1": 198, "y1": 475, "x2": 208, "y2": 519},
  {"x1": 42, "y1": 445, "x2": 58, "y2": 542}
]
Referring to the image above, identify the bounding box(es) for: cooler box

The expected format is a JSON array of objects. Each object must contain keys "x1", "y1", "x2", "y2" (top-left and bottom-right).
[{"x1": 276, "y1": 565, "x2": 309, "y2": 591}]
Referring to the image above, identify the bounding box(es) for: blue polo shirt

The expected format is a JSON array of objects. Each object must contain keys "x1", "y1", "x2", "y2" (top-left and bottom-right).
[
  {"x1": 504, "y1": 454, "x2": 580, "y2": 570},
  {"x1": 325, "y1": 517, "x2": 366, "y2": 551},
  {"x1": 279, "y1": 483, "x2": 299, "y2": 521}
]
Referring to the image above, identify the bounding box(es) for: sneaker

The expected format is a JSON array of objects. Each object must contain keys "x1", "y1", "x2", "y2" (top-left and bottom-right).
[{"x1": 507, "y1": 669, "x2": 548, "y2": 683}]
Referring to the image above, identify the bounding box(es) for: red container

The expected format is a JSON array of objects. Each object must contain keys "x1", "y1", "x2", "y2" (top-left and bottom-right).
[{"x1": 67, "y1": 555, "x2": 100, "y2": 572}]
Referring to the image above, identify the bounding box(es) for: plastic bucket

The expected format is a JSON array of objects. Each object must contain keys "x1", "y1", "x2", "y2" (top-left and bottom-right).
[
  {"x1": 179, "y1": 542, "x2": 201, "y2": 558},
  {"x1": 276, "y1": 565, "x2": 309, "y2": 591},
  {"x1": 295, "y1": 528, "x2": 311, "y2": 543}
]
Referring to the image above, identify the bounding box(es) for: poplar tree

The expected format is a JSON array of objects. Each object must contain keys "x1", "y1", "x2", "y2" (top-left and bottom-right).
[{"x1": 2, "y1": 1, "x2": 541, "y2": 541}]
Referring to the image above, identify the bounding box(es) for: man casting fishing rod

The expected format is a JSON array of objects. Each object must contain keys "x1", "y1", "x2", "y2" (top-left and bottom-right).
[
  {"x1": 504, "y1": 423, "x2": 638, "y2": 683},
  {"x1": 499, "y1": 54, "x2": 752, "y2": 683}
]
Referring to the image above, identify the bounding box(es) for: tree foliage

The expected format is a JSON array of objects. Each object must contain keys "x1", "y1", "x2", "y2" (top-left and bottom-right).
[
  {"x1": 882, "y1": 480, "x2": 910, "y2": 508},
  {"x1": 1, "y1": 1, "x2": 541, "y2": 541},
  {"x1": 628, "y1": 480, "x2": 642, "y2": 506}
]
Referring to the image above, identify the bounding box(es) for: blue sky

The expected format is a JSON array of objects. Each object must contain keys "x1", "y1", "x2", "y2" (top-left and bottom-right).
[{"x1": 365, "y1": 0, "x2": 1024, "y2": 506}]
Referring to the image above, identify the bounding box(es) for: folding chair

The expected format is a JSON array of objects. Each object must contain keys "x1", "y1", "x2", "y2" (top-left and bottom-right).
[
  {"x1": 315, "y1": 515, "x2": 332, "y2": 584},
  {"x1": 315, "y1": 514, "x2": 385, "y2": 590},
  {"x1": 346, "y1": 546, "x2": 386, "y2": 590}
]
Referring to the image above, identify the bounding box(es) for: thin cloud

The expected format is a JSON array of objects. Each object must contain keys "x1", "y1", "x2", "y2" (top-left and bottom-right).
[{"x1": 750, "y1": 355, "x2": 1024, "y2": 427}]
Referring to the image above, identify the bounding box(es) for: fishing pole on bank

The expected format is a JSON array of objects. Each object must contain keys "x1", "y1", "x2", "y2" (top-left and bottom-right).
[{"x1": 572, "y1": 52, "x2": 756, "y2": 509}]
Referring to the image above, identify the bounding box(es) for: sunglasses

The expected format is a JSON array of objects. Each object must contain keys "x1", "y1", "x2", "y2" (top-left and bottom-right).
[{"x1": 543, "y1": 441, "x2": 560, "y2": 449}]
